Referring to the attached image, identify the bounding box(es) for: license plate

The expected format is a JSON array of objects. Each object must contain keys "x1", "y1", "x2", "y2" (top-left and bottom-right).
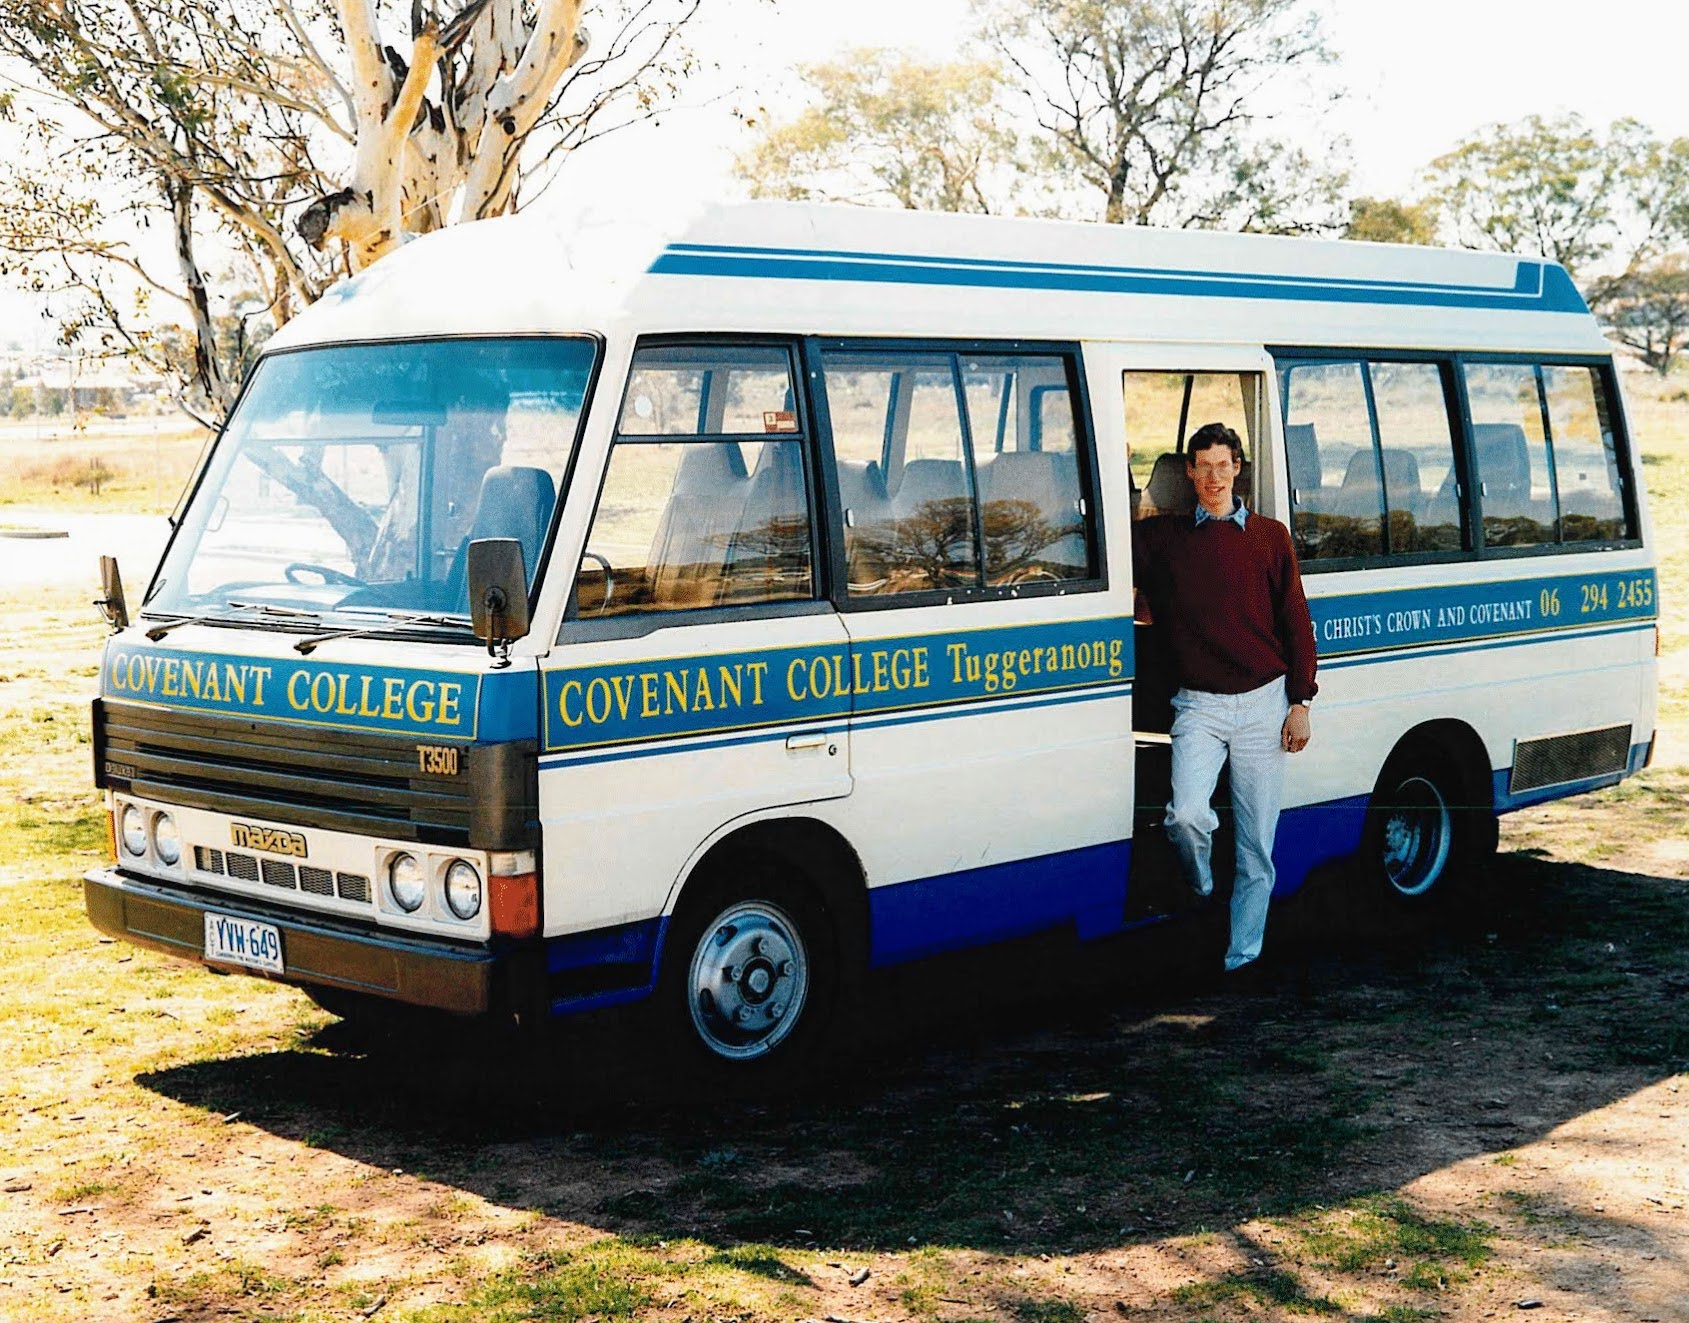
[{"x1": 203, "y1": 912, "x2": 284, "y2": 974}]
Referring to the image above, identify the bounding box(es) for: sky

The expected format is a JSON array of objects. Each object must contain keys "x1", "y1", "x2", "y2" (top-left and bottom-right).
[{"x1": 4, "y1": 0, "x2": 1688, "y2": 342}]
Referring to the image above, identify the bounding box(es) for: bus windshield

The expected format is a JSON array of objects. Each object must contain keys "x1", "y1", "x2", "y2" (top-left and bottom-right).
[{"x1": 148, "y1": 337, "x2": 596, "y2": 628}]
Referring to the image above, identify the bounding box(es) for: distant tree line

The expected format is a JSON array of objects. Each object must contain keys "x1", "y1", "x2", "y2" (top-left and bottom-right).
[{"x1": 739, "y1": 2, "x2": 1689, "y2": 376}]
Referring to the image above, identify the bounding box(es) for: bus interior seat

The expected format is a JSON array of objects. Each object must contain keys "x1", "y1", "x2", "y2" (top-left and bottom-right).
[
  {"x1": 980, "y1": 449, "x2": 1084, "y2": 572},
  {"x1": 893, "y1": 458, "x2": 970, "y2": 518},
  {"x1": 647, "y1": 442, "x2": 750, "y2": 609},
  {"x1": 1471, "y1": 422, "x2": 1535, "y2": 521},
  {"x1": 1284, "y1": 423, "x2": 1322, "y2": 508},
  {"x1": 836, "y1": 459, "x2": 894, "y2": 589},
  {"x1": 446, "y1": 464, "x2": 555, "y2": 613},
  {"x1": 723, "y1": 442, "x2": 810, "y2": 598},
  {"x1": 1332, "y1": 448, "x2": 1424, "y2": 518},
  {"x1": 1140, "y1": 452, "x2": 1195, "y2": 517}
]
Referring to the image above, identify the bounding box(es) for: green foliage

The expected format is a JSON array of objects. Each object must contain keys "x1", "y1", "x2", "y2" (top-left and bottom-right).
[
  {"x1": 1422, "y1": 114, "x2": 1619, "y2": 273},
  {"x1": 1345, "y1": 197, "x2": 1439, "y2": 246},
  {"x1": 1590, "y1": 253, "x2": 1689, "y2": 376},
  {"x1": 737, "y1": 49, "x2": 1017, "y2": 213},
  {"x1": 976, "y1": 0, "x2": 1348, "y2": 230},
  {"x1": 1171, "y1": 1268, "x2": 1341, "y2": 1315}
]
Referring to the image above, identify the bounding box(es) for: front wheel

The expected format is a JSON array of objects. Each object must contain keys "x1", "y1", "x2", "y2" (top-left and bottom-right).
[{"x1": 660, "y1": 854, "x2": 842, "y2": 1079}]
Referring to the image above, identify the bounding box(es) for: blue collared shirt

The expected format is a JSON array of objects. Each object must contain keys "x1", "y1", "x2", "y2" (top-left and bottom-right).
[{"x1": 1194, "y1": 497, "x2": 1248, "y2": 529}]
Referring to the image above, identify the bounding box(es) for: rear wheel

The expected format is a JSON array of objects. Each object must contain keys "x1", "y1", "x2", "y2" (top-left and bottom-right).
[{"x1": 1363, "y1": 741, "x2": 1494, "y2": 908}]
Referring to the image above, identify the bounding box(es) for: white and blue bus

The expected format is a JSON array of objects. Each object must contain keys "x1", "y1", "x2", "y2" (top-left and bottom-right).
[{"x1": 85, "y1": 203, "x2": 1659, "y2": 1069}]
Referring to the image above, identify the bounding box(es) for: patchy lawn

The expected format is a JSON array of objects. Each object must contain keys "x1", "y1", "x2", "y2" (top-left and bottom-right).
[{"x1": 0, "y1": 376, "x2": 1685, "y2": 1321}]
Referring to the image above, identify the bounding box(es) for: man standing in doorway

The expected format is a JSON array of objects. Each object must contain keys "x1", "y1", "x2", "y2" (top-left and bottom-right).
[{"x1": 1132, "y1": 422, "x2": 1318, "y2": 975}]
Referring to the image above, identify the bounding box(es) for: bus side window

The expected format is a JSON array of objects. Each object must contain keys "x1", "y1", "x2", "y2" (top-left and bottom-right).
[
  {"x1": 1367, "y1": 361, "x2": 1464, "y2": 554},
  {"x1": 1282, "y1": 361, "x2": 1381, "y2": 560},
  {"x1": 572, "y1": 343, "x2": 815, "y2": 617},
  {"x1": 1462, "y1": 363, "x2": 1557, "y2": 548},
  {"x1": 820, "y1": 351, "x2": 980, "y2": 595},
  {"x1": 962, "y1": 354, "x2": 1090, "y2": 584},
  {"x1": 1543, "y1": 366, "x2": 1630, "y2": 542}
]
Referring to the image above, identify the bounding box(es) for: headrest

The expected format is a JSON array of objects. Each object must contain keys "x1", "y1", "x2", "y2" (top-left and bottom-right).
[
  {"x1": 1283, "y1": 422, "x2": 1322, "y2": 490},
  {"x1": 1143, "y1": 452, "x2": 1195, "y2": 516},
  {"x1": 672, "y1": 441, "x2": 749, "y2": 493},
  {"x1": 1472, "y1": 423, "x2": 1531, "y2": 488},
  {"x1": 470, "y1": 465, "x2": 556, "y2": 549}
]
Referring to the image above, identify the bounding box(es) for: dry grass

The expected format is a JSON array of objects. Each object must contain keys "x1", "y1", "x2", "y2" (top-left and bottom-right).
[
  {"x1": 0, "y1": 379, "x2": 1684, "y2": 1321},
  {"x1": 0, "y1": 416, "x2": 209, "y2": 516}
]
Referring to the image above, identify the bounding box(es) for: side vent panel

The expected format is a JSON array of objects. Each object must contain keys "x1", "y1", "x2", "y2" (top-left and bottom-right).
[{"x1": 1510, "y1": 725, "x2": 1630, "y2": 794}]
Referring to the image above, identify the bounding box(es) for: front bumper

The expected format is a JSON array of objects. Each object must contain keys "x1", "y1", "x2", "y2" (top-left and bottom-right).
[{"x1": 84, "y1": 866, "x2": 514, "y2": 1014}]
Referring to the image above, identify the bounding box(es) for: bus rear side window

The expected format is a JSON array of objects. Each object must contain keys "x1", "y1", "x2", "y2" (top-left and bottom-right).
[{"x1": 1542, "y1": 366, "x2": 1627, "y2": 542}]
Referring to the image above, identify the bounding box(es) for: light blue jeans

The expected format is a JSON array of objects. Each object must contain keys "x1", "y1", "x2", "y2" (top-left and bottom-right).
[{"x1": 1164, "y1": 676, "x2": 1289, "y2": 971}]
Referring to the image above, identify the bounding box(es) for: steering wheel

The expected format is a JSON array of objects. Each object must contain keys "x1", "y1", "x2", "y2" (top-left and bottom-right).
[
  {"x1": 284, "y1": 561, "x2": 365, "y2": 588},
  {"x1": 580, "y1": 552, "x2": 616, "y2": 615}
]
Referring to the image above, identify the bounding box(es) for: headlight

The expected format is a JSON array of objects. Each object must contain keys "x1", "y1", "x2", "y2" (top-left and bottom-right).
[
  {"x1": 387, "y1": 852, "x2": 425, "y2": 912},
  {"x1": 152, "y1": 812, "x2": 181, "y2": 866},
  {"x1": 443, "y1": 860, "x2": 482, "y2": 921},
  {"x1": 119, "y1": 804, "x2": 147, "y2": 857}
]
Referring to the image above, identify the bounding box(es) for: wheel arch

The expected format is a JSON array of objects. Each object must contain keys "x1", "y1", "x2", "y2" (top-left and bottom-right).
[
  {"x1": 656, "y1": 813, "x2": 871, "y2": 975},
  {"x1": 1377, "y1": 717, "x2": 1496, "y2": 813}
]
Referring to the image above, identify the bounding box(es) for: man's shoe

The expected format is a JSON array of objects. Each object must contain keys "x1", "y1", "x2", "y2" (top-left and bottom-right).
[{"x1": 1222, "y1": 959, "x2": 1272, "y2": 993}]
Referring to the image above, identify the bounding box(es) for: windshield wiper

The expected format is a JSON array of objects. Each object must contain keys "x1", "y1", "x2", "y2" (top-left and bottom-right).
[
  {"x1": 293, "y1": 609, "x2": 471, "y2": 655},
  {"x1": 226, "y1": 600, "x2": 322, "y2": 621},
  {"x1": 142, "y1": 599, "x2": 321, "y2": 641}
]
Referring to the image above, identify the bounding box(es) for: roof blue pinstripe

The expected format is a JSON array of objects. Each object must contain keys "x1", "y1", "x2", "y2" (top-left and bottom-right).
[{"x1": 649, "y1": 242, "x2": 1590, "y2": 315}]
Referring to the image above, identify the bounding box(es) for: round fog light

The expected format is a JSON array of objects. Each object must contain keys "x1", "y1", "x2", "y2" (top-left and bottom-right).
[
  {"x1": 152, "y1": 812, "x2": 181, "y2": 866},
  {"x1": 119, "y1": 803, "x2": 147, "y2": 857},
  {"x1": 387, "y1": 852, "x2": 425, "y2": 913},
  {"x1": 443, "y1": 859, "x2": 482, "y2": 921}
]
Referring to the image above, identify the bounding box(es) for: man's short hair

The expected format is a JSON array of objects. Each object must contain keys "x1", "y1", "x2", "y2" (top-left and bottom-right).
[{"x1": 1187, "y1": 422, "x2": 1245, "y2": 466}]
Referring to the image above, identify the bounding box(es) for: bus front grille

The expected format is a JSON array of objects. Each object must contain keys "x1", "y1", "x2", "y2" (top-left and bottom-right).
[{"x1": 98, "y1": 699, "x2": 473, "y2": 846}]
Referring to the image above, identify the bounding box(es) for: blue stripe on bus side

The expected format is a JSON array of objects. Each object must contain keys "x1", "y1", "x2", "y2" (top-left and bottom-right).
[
  {"x1": 1319, "y1": 620, "x2": 1655, "y2": 672},
  {"x1": 537, "y1": 680, "x2": 1133, "y2": 769},
  {"x1": 541, "y1": 617, "x2": 1134, "y2": 753},
  {"x1": 650, "y1": 244, "x2": 1590, "y2": 315}
]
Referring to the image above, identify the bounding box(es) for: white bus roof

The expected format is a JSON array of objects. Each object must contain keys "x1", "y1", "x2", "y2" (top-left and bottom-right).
[{"x1": 267, "y1": 201, "x2": 1609, "y2": 358}]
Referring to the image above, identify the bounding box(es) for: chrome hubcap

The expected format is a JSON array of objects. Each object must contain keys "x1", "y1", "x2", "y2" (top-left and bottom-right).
[
  {"x1": 1380, "y1": 775, "x2": 1452, "y2": 897},
  {"x1": 686, "y1": 901, "x2": 809, "y2": 1060}
]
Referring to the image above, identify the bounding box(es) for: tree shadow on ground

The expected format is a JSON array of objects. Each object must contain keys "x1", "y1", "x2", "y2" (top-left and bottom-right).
[{"x1": 137, "y1": 850, "x2": 1689, "y2": 1262}]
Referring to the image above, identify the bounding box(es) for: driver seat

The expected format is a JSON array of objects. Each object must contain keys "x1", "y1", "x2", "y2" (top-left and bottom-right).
[{"x1": 446, "y1": 465, "x2": 557, "y2": 613}]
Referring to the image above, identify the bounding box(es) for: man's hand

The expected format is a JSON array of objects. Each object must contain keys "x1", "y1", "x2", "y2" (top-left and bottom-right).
[{"x1": 1281, "y1": 703, "x2": 1311, "y2": 754}]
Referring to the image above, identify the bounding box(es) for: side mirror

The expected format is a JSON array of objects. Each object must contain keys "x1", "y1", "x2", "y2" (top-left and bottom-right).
[
  {"x1": 467, "y1": 538, "x2": 530, "y2": 666},
  {"x1": 97, "y1": 555, "x2": 129, "y2": 631}
]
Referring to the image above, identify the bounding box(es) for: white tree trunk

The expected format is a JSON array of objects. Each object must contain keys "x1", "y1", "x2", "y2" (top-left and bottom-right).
[{"x1": 301, "y1": 0, "x2": 590, "y2": 270}]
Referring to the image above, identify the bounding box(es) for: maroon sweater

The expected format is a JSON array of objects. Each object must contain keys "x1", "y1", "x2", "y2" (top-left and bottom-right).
[{"x1": 1131, "y1": 510, "x2": 1319, "y2": 703}]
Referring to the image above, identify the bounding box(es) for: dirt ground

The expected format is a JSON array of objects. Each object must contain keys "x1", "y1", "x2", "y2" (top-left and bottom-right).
[
  {"x1": 1, "y1": 388, "x2": 1686, "y2": 1322},
  {"x1": 1, "y1": 778, "x2": 1685, "y2": 1322}
]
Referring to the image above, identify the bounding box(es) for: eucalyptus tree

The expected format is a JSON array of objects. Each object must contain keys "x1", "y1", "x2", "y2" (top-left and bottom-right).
[{"x1": 0, "y1": 0, "x2": 701, "y2": 420}]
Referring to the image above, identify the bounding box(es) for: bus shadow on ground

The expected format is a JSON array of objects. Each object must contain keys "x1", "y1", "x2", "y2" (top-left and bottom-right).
[{"x1": 137, "y1": 850, "x2": 1689, "y2": 1257}]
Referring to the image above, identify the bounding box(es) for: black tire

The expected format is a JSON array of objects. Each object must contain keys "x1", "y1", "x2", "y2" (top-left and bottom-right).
[
  {"x1": 657, "y1": 847, "x2": 845, "y2": 1083},
  {"x1": 1361, "y1": 738, "x2": 1494, "y2": 908}
]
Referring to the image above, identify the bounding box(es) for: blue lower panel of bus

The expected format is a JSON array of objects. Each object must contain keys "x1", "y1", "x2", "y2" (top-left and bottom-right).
[
  {"x1": 867, "y1": 840, "x2": 1133, "y2": 969},
  {"x1": 539, "y1": 748, "x2": 1650, "y2": 1016}
]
